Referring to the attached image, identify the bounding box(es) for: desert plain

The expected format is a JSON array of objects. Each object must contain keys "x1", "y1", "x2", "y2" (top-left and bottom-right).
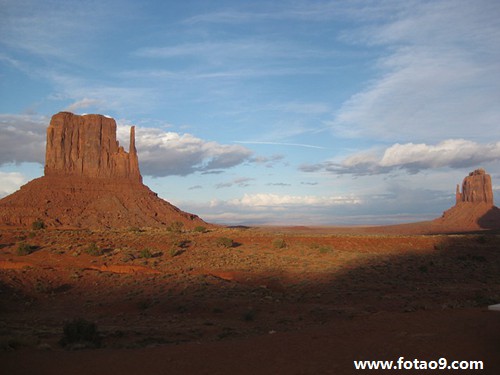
[{"x1": 1, "y1": 224, "x2": 500, "y2": 374}]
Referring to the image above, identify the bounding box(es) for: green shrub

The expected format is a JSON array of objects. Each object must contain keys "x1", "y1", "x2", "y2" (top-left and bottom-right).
[
  {"x1": 169, "y1": 247, "x2": 183, "y2": 257},
  {"x1": 194, "y1": 226, "x2": 207, "y2": 233},
  {"x1": 318, "y1": 245, "x2": 333, "y2": 254},
  {"x1": 216, "y1": 237, "x2": 234, "y2": 248},
  {"x1": 139, "y1": 248, "x2": 153, "y2": 259},
  {"x1": 168, "y1": 221, "x2": 184, "y2": 233},
  {"x1": 85, "y1": 242, "x2": 103, "y2": 256},
  {"x1": 17, "y1": 242, "x2": 35, "y2": 256},
  {"x1": 31, "y1": 218, "x2": 45, "y2": 230},
  {"x1": 59, "y1": 318, "x2": 101, "y2": 349},
  {"x1": 272, "y1": 238, "x2": 287, "y2": 249}
]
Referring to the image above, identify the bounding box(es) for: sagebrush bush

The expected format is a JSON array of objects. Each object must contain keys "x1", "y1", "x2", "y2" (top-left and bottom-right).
[
  {"x1": 273, "y1": 238, "x2": 287, "y2": 249},
  {"x1": 85, "y1": 242, "x2": 103, "y2": 256},
  {"x1": 139, "y1": 248, "x2": 153, "y2": 259},
  {"x1": 318, "y1": 245, "x2": 333, "y2": 254},
  {"x1": 31, "y1": 218, "x2": 45, "y2": 230},
  {"x1": 216, "y1": 237, "x2": 234, "y2": 248},
  {"x1": 168, "y1": 221, "x2": 184, "y2": 233},
  {"x1": 169, "y1": 247, "x2": 182, "y2": 257},
  {"x1": 16, "y1": 242, "x2": 35, "y2": 256}
]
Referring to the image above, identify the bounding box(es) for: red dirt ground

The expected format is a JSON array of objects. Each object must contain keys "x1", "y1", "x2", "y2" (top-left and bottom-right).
[{"x1": 1, "y1": 225, "x2": 499, "y2": 374}]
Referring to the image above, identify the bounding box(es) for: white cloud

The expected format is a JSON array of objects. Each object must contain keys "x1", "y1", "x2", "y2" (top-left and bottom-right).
[
  {"x1": 379, "y1": 140, "x2": 500, "y2": 169},
  {"x1": 178, "y1": 192, "x2": 362, "y2": 225},
  {"x1": 65, "y1": 98, "x2": 105, "y2": 112},
  {"x1": 48, "y1": 72, "x2": 159, "y2": 114},
  {"x1": 135, "y1": 38, "x2": 331, "y2": 64},
  {"x1": 251, "y1": 154, "x2": 285, "y2": 167},
  {"x1": 0, "y1": 114, "x2": 47, "y2": 165},
  {"x1": 117, "y1": 125, "x2": 253, "y2": 177},
  {"x1": 302, "y1": 139, "x2": 500, "y2": 176},
  {"x1": 228, "y1": 193, "x2": 361, "y2": 208},
  {"x1": 182, "y1": 186, "x2": 442, "y2": 226},
  {"x1": 215, "y1": 177, "x2": 254, "y2": 189},
  {"x1": 0, "y1": 171, "x2": 28, "y2": 197}
]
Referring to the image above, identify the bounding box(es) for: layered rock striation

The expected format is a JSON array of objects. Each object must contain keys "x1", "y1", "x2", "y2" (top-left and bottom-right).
[{"x1": 0, "y1": 112, "x2": 207, "y2": 229}]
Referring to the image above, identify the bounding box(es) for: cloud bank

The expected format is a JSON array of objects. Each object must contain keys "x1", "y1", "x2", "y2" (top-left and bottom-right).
[
  {"x1": 0, "y1": 114, "x2": 47, "y2": 165},
  {"x1": 0, "y1": 171, "x2": 28, "y2": 197},
  {"x1": 117, "y1": 125, "x2": 253, "y2": 177},
  {"x1": 301, "y1": 139, "x2": 500, "y2": 176},
  {"x1": 227, "y1": 193, "x2": 361, "y2": 209}
]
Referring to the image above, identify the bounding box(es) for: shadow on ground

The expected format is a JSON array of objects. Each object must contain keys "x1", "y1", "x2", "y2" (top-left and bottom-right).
[{"x1": 1, "y1": 232, "x2": 499, "y2": 374}]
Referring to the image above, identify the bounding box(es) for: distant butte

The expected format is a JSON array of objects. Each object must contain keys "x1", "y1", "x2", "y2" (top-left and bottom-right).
[
  {"x1": 347, "y1": 168, "x2": 500, "y2": 235},
  {"x1": 0, "y1": 112, "x2": 208, "y2": 229},
  {"x1": 455, "y1": 168, "x2": 494, "y2": 205},
  {"x1": 434, "y1": 168, "x2": 500, "y2": 232}
]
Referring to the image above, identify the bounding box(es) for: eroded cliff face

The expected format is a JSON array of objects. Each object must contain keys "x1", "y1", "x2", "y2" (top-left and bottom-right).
[
  {"x1": 455, "y1": 168, "x2": 493, "y2": 205},
  {"x1": 45, "y1": 112, "x2": 141, "y2": 182}
]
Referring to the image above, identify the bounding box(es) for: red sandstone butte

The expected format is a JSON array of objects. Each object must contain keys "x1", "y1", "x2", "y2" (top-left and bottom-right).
[
  {"x1": 434, "y1": 168, "x2": 500, "y2": 232},
  {"x1": 0, "y1": 112, "x2": 207, "y2": 229}
]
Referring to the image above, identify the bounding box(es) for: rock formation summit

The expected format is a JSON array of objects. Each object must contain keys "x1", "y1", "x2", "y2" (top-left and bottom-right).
[
  {"x1": 0, "y1": 112, "x2": 206, "y2": 229},
  {"x1": 455, "y1": 168, "x2": 493, "y2": 205},
  {"x1": 45, "y1": 112, "x2": 141, "y2": 181}
]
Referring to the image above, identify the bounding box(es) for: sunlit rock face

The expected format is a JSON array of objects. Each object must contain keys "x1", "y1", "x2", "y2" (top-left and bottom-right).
[
  {"x1": 455, "y1": 168, "x2": 493, "y2": 205},
  {"x1": 45, "y1": 112, "x2": 141, "y2": 182}
]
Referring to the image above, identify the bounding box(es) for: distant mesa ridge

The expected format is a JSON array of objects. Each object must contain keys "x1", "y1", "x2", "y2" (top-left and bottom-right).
[{"x1": 0, "y1": 112, "x2": 207, "y2": 229}]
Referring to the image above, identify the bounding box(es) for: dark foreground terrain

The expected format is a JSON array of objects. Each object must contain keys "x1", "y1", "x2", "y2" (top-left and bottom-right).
[{"x1": 1, "y1": 226, "x2": 499, "y2": 374}]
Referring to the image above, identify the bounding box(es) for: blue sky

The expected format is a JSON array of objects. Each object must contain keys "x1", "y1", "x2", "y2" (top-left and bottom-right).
[{"x1": 1, "y1": 0, "x2": 500, "y2": 225}]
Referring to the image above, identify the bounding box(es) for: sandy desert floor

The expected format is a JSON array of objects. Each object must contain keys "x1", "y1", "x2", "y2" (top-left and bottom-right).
[{"x1": 1, "y1": 225, "x2": 499, "y2": 374}]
